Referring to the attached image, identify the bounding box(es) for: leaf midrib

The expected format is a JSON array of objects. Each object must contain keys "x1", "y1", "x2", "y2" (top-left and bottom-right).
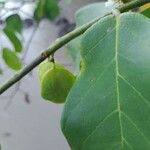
[{"x1": 115, "y1": 16, "x2": 124, "y2": 149}]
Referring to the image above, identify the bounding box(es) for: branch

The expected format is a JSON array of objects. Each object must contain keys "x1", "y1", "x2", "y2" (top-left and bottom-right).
[{"x1": 0, "y1": 0, "x2": 150, "y2": 95}]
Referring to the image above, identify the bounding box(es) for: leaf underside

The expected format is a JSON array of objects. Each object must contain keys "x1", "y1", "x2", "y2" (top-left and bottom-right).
[{"x1": 61, "y1": 13, "x2": 150, "y2": 150}]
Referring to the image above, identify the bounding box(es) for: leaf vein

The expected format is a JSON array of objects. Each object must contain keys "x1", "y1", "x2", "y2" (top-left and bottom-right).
[
  {"x1": 118, "y1": 74, "x2": 150, "y2": 108},
  {"x1": 123, "y1": 138, "x2": 134, "y2": 150},
  {"x1": 115, "y1": 15, "x2": 124, "y2": 149},
  {"x1": 64, "y1": 58, "x2": 115, "y2": 131},
  {"x1": 83, "y1": 27, "x2": 116, "y2": 58},
  {"x1": 82, "y1": 109, "x2": 118, "y2": 147},
  {"x1": 121, "y1": 111, "x2": 150, "y2": 145}
]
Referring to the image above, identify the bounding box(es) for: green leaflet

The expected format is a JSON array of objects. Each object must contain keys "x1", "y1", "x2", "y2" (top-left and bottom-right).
[
  {"x1": 2, "y1": 48, "x2": 22, "y2": 71},
  {"x1": 34, "y1": 0, "x2": 59, "y2": 21},
  {"x1": 61, "y1": 13, "x2": 150, "y2": 150},
  {"x1": 3, "y1": 27, "x2": 23, "y2": 53},
  {"x1": 44, "y1": 0, "x2": 59, "y2": 20},
  {"x1": 5, "y1": 14, "x2": 23, "y2": 33},
  {"x1": 34, "y1": 0, "x2": 45, "y2": 21}
]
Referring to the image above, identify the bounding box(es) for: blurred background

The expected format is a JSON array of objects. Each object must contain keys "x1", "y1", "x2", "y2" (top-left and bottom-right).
[{"x1": 0, "y1": 0, "x2": 100, "y2": 150}]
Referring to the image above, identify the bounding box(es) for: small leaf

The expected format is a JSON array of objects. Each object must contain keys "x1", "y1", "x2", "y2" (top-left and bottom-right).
[
  {"x1": 2, "y1": 48, "x2": 22, "y2": 70},
  {"x1": 34, "y1": 0, "x2": 45, "y2": 21},
  {"x1": 3, "y1": 26, "x2": 23, "y2": 53},
  {"x1": 44, "y1": 0, "x2": 59, "y2": 20},
  {"x1": 5, "y1": 14, "x2": 23, "y2": 33}
]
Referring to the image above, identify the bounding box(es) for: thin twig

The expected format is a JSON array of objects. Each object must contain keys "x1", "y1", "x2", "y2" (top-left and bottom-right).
[{"x1": 0, "y1": 0, "x2": 149, "y2": 95}]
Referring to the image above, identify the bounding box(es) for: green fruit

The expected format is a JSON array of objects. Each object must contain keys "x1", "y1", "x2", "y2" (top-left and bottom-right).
[
  {"x1": 38, "y1": 60, "x2": 53, "y2": 83},
  {"x1": 38, "y1": 60, "x2": 75, "y2": 103}
]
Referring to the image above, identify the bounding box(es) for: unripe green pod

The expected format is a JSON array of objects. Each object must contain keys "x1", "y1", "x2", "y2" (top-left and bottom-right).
[
  {"x1": 38, "y1": 60, "x2": 53, "y2": 83},
  {"x1": 38, "y1": 60, "x2": 75, "y2": 103}
]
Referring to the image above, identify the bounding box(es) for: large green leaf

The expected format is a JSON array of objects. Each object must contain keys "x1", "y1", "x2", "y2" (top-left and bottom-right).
[
  {"x1": 5, "y1": 14, "x2": 23, "y2": 33},
  {"x1": 3, "y1": 27, "x2": 23, "y2": 53},
  {"x1": 2, "y1": 48, "x2": 22, "y2": 70},
  {"x1": 67, "y1": 2, "x2": 111, "y2": 74},
  {"x1": 61, "y1": 13, "x2": 150, "y2": 150}
]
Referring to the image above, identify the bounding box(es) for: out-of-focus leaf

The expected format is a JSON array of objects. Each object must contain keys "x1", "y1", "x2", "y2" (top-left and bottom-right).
[
  {"x1": 34, "y1": 0, "x2": 59, "y2": 21},
  {"x1": 3, "y1": 27, "x2": 23, "y2": 53},
  {"x1": 5, "y1": 14, "x2": 23, "y2": 33},
  {"x1": 34, "y1": 0, "x2": 45, "y2": 21},
  {"x1": 44, "y1": 0, "x2": 59, "y2": 20},
  {"x1": 67, "y1": 38, "x2": 81, "y2": 74},
  {"x1": 66, "y1": 2, "x2": 110, "y2": 74},
  {"x1": 75, "y1": 2, "x2": 110, "y2": 27},
  {"x1": 2, "y1": 48, "x2": 22, "y2": 70}
]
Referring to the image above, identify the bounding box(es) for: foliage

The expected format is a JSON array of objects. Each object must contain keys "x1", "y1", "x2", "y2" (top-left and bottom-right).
[
  {"x1": 66, "y1": 2, "x2": 111, "y2": 74},
  {"x1": 2, "y1": 47, "x2": 22, "y2": 70},
  {"x1": 140, "y1": 3, "x2": 150, "y2": 18},
  {"x1": 0, "y1": 0, "x2": 60, "y2": 72},
  {"x1": 61, "y1": 2, "x2": 150, "y2": 150},
  {"x1": 0, "y1": 0, "x2": 150, "y2": 150},
  {"x1": 34, "y1": 0, "x2": 59, "y2": 22}
]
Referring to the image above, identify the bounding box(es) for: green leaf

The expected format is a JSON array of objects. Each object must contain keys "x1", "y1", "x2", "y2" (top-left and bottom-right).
[
  {"x1": 2, "y1": 48, "x2": 22, "y2": 70},
  {"x1": 44, "y1": 0, "x2": 59, "y2": 20},
  {"x1": 34, "y1": 0, "x2": 45, "y2": 21},
  {"x1": 75, "y1": 2, "x2": 111, "y2": 27},
  {"x1": 5, "y1": 14, "x2": 23, "y2": 33},
  {"x1": 34, "y1": 0, "x2": 59, "y2": 21},
  {"x1": 67, "y1": 2, "x2": 110, "y2": 74},
  {"x1": 3, "y1": 26, "x2": 23, "y2": 53},
  {"x1": 61, "y1": 13, "x2": 150, "y2": 150},
  {"x1": 141, "y1": 8, "x2": 150, "y2": 18}
]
